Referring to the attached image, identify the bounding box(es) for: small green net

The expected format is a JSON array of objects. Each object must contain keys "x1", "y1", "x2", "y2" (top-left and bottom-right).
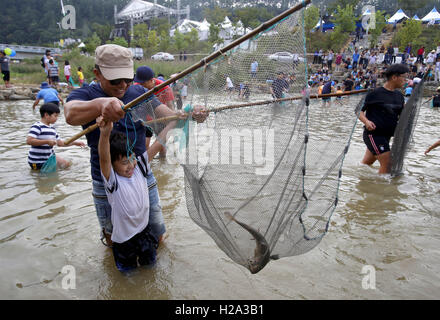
[{"x1": 40, "y1": 153, "x2": 57, "y2": 174}]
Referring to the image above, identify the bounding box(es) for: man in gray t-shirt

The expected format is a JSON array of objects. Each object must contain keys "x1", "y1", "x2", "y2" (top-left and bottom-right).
[{"x1": 0, "y1": 50, "x2": 11, "y2": 88}]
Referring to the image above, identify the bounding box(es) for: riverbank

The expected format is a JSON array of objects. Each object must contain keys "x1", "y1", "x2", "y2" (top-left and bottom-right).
[
  {"x1": 1, "y1": 79, "x2": 437, "y2": 102},
  {"x1": 0, "y1": 84, "x2": 71, "y2": 101}
]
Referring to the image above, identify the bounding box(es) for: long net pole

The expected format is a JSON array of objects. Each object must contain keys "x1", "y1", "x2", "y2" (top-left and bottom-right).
[
  {"x1": 64, "y1": 0, "x2": 311, "y2": 145},
  {"x1": 142, "y1": 90, "x2": 369, "y2": 125}
]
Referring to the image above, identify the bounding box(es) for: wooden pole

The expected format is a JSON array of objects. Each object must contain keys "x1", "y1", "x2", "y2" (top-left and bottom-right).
[
  {"x1": 64, "y1": 0, "x2": 311, "y2": 145},
  {"x1": 142, "y1": 89, "x2": 369, "y2": 125}
]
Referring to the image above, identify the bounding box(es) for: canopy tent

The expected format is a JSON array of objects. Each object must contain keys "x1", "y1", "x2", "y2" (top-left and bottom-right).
[
  {"x1": 412, "y1": 15, "x2": 420, "y2": 20},
  {"x1": 421, "y1": 7, "x2": 440, "y2": 23},
  {"x1": 387, "y1": 9, "x2": 409, "y2": 24}
]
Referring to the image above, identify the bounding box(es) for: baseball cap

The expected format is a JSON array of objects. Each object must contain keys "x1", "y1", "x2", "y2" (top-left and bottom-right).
[
  {"x1": 95, "y1": 44, "x2": 134, "y2": 80},
  {"x1": 134, "y1": 66, "x2": 155, "y2": 83}
]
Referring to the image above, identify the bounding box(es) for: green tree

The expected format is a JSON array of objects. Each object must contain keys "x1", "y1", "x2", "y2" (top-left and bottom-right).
[
  {"x1": 233, "y1": 7, "x2": 272, "y2": 29},
  {"x1": 203, "y1": 6, "x2": 230, "y2": 25},
  {"x1": 184, "y1": 28, "x2": 199, "y2": 49},
  {"x1": 208, "y1": 24, "x2": 222, "y2": 45},
  {"x1": 85, "y1": 32, "x2": 102, "y2": 54},
  {"x1": 148, "y1": 30, "x2": 159, "y2": 52},
  {"x1": 91, "y1": 23, "x2": 113, "y2": 44},
  {"x1": 159, "y1": 30, "x2": 171, "y2": 52},
  {"x1": 395, "y1": 19, "x2": 423, "y2": 52},
  {"x1": 150, "y1": 17, "x2": 172, "y2": 37},
  {"x1": 333, "y1": 4, "x2": 356, "y2": 34},
  {"x1": 173, "y1": 29, "x2": 185, "y2": 51},
  {"x1": 304, "y1": 4, "x2": 320, "y2": 34},
  {"x1": 106, "y1": 37, "x2": 128, "y2": 48},
  {"x1": 133, "y1": 23, "x2": 149, "y2": 49},
  {"x1": 327, "y1": 0, "x2": 360, "y2": 14}
]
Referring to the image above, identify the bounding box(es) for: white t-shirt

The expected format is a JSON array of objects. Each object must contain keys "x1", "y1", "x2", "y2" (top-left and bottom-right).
[
  {"x1": 64, "y1": 65, "x2": 71, "y2": 76},
  {"x1": 102, "y1": 152, "x2": 150, "y2": 243},
  {"x1": 44, "y1": 56, "x2": 50, "y2": 70}
]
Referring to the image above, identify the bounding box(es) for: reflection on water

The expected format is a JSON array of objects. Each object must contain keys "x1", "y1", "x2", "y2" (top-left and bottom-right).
[{"x1": 0, "y1": 100, "x2": 440, "y2": 299}]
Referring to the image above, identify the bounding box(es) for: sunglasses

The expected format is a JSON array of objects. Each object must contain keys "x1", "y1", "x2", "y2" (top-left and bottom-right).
[{"x1": 109, "y1": 78, "x2": 133, "y2": 86}]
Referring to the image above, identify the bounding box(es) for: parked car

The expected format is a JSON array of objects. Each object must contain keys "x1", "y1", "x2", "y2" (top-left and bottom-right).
[
  {"x1": 268, "y1": 52, "x2": 305, "y2": 63},
  {"x1": 151, "y1": 52, "x2": 175, "y2": 61}
]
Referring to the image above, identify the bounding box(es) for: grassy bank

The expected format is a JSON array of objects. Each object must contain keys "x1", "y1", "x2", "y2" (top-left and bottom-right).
[{"x1": 9, "y1": 49, "x2": 197, "y2": 86}]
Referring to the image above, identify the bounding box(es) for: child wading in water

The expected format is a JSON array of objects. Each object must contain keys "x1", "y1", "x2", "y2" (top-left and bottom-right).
[
  {"x1": 27, "y1": 103, "x2": 85, "y2": 170},
  {"x1": 97, "y1": 116, "x2": 158, "y2": 272}
]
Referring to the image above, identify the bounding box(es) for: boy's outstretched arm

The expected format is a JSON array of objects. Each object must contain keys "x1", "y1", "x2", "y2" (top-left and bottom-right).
[
  {"x1": 57, "y1": 139, "x2": 86, "y2": 148},
  {"x1": 97, "y1": 116, "x2": 113, "y2": 181},
  {"x1": 425, "y1": 139, "x2": 440, "y2": 155}
]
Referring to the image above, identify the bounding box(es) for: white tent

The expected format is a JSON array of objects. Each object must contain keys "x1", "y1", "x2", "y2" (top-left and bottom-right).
[
  {"x1": 421, "y1": 7, "x2": 440, "y2": 22},
  {"x1": 412, "y1": 15, "x2": 420, "y2": 20},
  {"x1": 198, "y1": 19, "x2": 211, "y2": 41},
  {"x1": 387, "y1": 9, "x2": 409, "y2": 23},
  {"x1": 170, "y1": 19, "x2": 210, "y2": 41}
]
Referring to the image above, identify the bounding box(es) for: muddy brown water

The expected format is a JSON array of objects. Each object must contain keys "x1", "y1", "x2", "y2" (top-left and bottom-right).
[{"x1": 0, "y1": 98, "x2": 439, "y2": 299}]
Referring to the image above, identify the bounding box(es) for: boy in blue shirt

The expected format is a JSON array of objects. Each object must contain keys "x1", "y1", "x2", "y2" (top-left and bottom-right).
[{"x1": 32, "y1": 82, "x2": 64, "y2": 110}]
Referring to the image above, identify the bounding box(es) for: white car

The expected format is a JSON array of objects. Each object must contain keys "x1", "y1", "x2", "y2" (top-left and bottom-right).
[
  {"x1": 151, "y1": 52, "x2": 175, "y2": 61},
  {"x1": 268, "y1": 52, "x2": 305, "y2": 63}
]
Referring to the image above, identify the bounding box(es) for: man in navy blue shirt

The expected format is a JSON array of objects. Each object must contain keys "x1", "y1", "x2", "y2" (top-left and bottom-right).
[{"x1": 65, "y1": 44, "x2": 208, "y2": 247}]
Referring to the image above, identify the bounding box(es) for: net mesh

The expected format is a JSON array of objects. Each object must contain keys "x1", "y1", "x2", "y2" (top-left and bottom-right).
[
  {"x1": 390, "y1": 76, "x2": 426, "y2": 177},
  {"x1": 128, "y1": 3, "x2": 367, "y2": 273}
]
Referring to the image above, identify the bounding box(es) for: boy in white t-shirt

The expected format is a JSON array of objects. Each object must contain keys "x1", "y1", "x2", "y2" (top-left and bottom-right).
[{"x1": 97, "y1": 116, "x2": 158, "y2": 272}]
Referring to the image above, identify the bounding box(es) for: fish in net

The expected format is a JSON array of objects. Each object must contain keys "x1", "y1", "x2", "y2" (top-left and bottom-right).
[
  {"x1": 389, "y1": 74, "x2": 426, "y2": 177},
  {"x1": 143, "y1": 4, "x2": 367, "y2": 273}
]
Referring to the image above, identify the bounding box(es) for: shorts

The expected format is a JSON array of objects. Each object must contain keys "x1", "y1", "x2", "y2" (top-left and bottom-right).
[
  {"x1": 322, "y1": 97, "x2": 331, "y2": 101},
  {"x1": 47, "y1": 101, "x2": 60, "y2": 106},
  {"x1": 2, "y1": 70, "x2": 10, "y2": 82},
  {"x1": 29, "y1": 162, "x2": 43, "y2": 170},
  {"x1": 363, "y1": 130, "x2": 391, "y2": 156},
  {"x1": 145, "y1": 126, "x2": 153, "y2": 138},
  {"x1": 112, "y1": 225, "x2": 158, "y2": 272},
  {"x1": 50, "y1": 76, "x2": 59, "y2": 83},
  {"x1": 92, "y1": 172, "x2": 166, "y2": 239}
]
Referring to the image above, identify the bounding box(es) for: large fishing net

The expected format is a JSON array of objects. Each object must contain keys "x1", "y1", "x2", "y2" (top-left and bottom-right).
[
  {"x1": 390, "y1": 74, "x2": 426, "y2": 177},
  {"x1": 128, "y1": 1, "x2": 367, "y2": 273}
]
